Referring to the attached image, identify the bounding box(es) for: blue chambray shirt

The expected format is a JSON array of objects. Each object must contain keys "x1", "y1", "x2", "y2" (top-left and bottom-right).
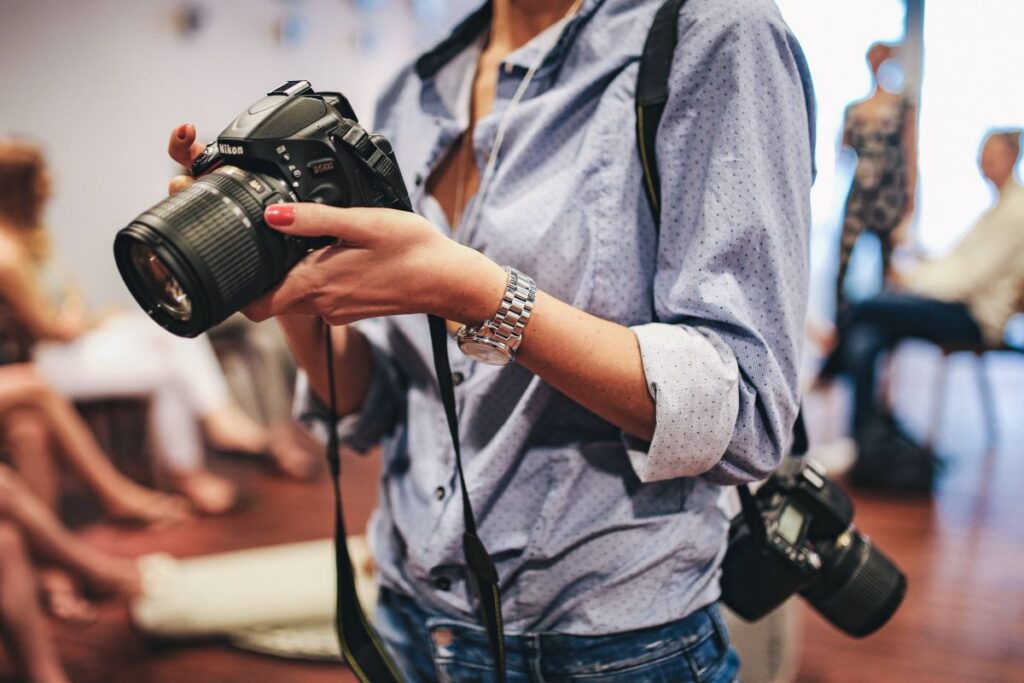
[{"x1": 301, "y1": 0, "x2": 814, "y2": 634}]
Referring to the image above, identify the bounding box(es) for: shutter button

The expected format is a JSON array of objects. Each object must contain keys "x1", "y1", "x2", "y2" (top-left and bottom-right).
[
  {"x1": 451, "y1": 371, "x2": 464, "y2": 386},
  {"x1": 434, "y1": 486, "x2": 446, "y2": 501}
]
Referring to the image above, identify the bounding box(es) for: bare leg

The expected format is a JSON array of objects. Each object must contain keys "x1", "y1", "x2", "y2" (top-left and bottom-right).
[
  {"x1": 201, "y1": 404, "x2": 269, "y2": 455},
  {"x1": 3, "y1": 407, "x2": 58, "y2": 509},
  {"x1": 0, "y1": 467, "x2": 140, "y2": 597},
  {"x1": 0, "y1": 521, "x2": 70, "y2": 683},
  {"x1": 0, "y1": 365, "x2": 190, "y2": 525}
]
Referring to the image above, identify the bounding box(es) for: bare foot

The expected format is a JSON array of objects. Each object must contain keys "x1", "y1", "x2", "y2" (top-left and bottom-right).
[
  {"x1": 268, "y1": 423, "x2": 319, "y2": 480},
  {"x1": 103, "y1": 484, "x2": 192, "y2": 527},
  {"x1": 170, "y1": 470, "x2": 238, "y2": 515},
  {"x1": 39, "y1": 568, "x2": 96, "y2": 623},
  {"x1": 202, "y1": 404, "x2": 269, "y2": 455}
]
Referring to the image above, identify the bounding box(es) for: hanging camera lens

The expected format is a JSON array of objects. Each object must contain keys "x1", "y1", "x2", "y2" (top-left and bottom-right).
[
  {"x1": 114, "y1": 81, "x2": 410, "y2": 337},
  {"x1": 720, "y1": 456, "x2": 907, "y2": 638}
]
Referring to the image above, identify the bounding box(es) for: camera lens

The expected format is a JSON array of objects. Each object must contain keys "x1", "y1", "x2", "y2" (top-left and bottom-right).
[
  {"x1": 802, "y1": 529, "x2": 907, "y2": 637},
  {"x1": 128, "y1": 243, "x2": 192, "y2": 322},
  {"x1": 114, "y1": 166, "x2": 302, "y2": 337}
]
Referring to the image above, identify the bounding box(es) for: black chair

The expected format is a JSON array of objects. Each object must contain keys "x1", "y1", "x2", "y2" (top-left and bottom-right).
[{"x1": 924, "y1": 340, "x2": 1024, "y2": 452}]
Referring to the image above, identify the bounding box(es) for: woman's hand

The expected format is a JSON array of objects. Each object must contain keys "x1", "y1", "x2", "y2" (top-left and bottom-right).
[
  {"x1": 164, "y1": 122, "x2": 506, "y2": 327},
  {"x1": 242, "y1": 203, "x2": 507, "y2": 327}
]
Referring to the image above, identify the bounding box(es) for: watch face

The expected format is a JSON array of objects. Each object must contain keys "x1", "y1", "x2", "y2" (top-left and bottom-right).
[{"x1": 459, "y1": 338, "x2": 512, "y2": 366}]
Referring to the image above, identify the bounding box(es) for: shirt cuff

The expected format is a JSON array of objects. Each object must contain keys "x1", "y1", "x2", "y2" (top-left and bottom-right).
[
  {"x1": 293, "y1": 342, "x2": 404, "y2": 453},
  {"x1": 622, "y1": 322, "x2": 740, "y2": 482}
]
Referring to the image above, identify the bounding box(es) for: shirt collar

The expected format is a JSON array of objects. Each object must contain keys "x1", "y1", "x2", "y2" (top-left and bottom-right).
[{"x1": 414, "y1": 0, "x2": 605, "y2": 81}]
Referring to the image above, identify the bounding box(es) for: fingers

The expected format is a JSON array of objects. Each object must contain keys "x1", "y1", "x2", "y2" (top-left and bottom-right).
[
  {"x1": 168, "y1": 175, "x2": 194, "y2": 195},
  {"x1": 167, "y1": 123, "x2": 206, "y2": 169},
  {"x1": 264, "y1": 203, "x2": 392, "y2": 244},
  {"x1": 241, "y1": 261, "x2": 319, "y2": 322}
]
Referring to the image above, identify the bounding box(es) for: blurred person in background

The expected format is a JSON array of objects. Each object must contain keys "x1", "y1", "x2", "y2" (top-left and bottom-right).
[
  {"x1": 0, "y1": 463, "x2": 142, "y2": 683},
  {"x1": 0, "y1": 362, "x2": 189, "y2": 525},
  {"x1": 833, "y1": 41, "x2": 917, "y2": 323},
  {"x1": 822, "y1": 129, "x2": 1024, "y2": 492},
  {"x1": 0, "y1": 137, "x2": 309, "y2": 513},
  {"x1": 0, "y1": 361, "x2": 157, "y2": 677}
]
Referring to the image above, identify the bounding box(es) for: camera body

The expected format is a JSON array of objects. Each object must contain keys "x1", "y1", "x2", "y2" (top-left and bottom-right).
[
  {"x1": 721, "y1": 457, "x2": 906, "y2": 637},
  {"x1": 114, "y1": 81, "x2": 409, "y2": 337}
]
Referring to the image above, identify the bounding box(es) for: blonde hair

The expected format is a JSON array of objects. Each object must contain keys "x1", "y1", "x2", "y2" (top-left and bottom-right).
[{"x1": 0, "y1": 137, "x2": 50, "y2": 262}]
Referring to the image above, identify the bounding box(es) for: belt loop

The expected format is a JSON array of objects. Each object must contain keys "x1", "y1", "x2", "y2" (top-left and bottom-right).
[{"x1": 707, "y1": 603, "x2": 730, "y2": 653}]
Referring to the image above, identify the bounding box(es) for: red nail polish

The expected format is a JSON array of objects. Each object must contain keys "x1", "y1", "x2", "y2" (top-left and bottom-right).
[
  {"x1": 176, "y1": 124, "x2": 188, "y2": 141},
  {"x1": 265, "y1": 204, "x2": 295, "y2": 226}
]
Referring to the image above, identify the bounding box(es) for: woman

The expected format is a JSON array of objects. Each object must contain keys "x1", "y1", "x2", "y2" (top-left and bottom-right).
[
  {"x1": 0, "y1": 138, "x2": 299, "y2": 513},
  {"x1": 170, "y1": 0, "x2": 813, "y2": 678},
  {"x1": 834, "y1": 41, "x2": 918, "y2": 321}
]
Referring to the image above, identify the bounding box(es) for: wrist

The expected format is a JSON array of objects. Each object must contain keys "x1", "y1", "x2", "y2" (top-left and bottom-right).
[{"x1": 425, "y1": 244, "x2": 508, "y2": 325}]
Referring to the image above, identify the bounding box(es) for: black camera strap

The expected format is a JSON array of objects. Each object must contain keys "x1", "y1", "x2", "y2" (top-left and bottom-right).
[
  {"x1": 323, "y1": 319, "x2": 506, "y2": 682},
  {"x1": 323, "y1": 119, "x2": 506, "y2": 681},
  {"x1": 324, "y1": 323, "x2": 404, "y2": 683}
]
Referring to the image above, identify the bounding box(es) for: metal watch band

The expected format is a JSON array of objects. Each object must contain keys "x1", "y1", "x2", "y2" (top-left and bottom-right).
[
  {"x1": 489, "y1": 267, "x2": 537, "y2": 356},
  {"x1": 457, "y1": 266, "x2": 537, "y2": 362}
]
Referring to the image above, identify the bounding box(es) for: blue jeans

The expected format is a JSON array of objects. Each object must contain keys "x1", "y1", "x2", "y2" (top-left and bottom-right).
[
  {"x1": 833, "y1": 293, "x2": 982, "y2": 431},
  {"x1": 373, "y1": 588, "x2": 740, "y2": 682}
]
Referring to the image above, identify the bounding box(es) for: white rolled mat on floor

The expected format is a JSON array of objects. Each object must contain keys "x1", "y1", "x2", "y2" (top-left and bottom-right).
[{"x1": 131, "y1": 536, "x2": 376, "y2": 660}]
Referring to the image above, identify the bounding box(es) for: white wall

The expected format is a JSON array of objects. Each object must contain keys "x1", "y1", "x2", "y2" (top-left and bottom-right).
[
  {"x1": 0, "y1": 0, "x2": 471, "y2": 306},
  {"x1": 916, "y1": 3, "x2": 1024, "y2": 253},
  {"x1": 775, "y1": 0, "x2": 905, "y2": 318}
]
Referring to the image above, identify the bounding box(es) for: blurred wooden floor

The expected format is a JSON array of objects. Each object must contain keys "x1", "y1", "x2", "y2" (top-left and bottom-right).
[{"x1": 4, "y1": 341, "x2": 1023, "y2": 682}]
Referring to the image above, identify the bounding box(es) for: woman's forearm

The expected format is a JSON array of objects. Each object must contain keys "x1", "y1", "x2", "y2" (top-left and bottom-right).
[
  {"x1": 249, "y1": 206, "x2": 657, "y2": 438},
  {"x1": 437, "y1": 251, "x2": 656, "y2": 442},
  {"x1": 517, "y1": 293, "x2": 655, "y2": 441},
  {"x1": 276, "y1": 317, "x2": 373, "y2": 417}
]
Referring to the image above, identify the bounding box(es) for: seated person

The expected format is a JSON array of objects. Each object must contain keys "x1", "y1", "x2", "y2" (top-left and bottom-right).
[
  {"x1": 0, "y1": 465, "x2": 141, "y2": 683},
  {"x1": 0, "y1": 362, "x2": 190, "y2": 525},
  {"x1": 823, "y1": 129, "x2": 1024, "y2": 491}
]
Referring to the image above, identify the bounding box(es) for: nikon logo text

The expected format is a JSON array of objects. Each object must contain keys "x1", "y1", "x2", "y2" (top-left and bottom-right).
[{"x1": 219, "y1": 143, "x2": 244, "y2": 155}]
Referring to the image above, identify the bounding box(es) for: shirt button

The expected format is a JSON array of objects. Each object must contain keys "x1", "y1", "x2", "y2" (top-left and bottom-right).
[
  {"x1": 434, "y1": 576, "x2": 452, "y2": 591},
  {"x1": 451, "y1": 371, "x2": 465, "y2": 386},
  {"x1": 434, "y1": 486, "x2": 446, "y2": 501}
]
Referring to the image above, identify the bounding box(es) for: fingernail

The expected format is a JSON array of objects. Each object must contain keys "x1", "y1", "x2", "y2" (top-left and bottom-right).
[
  {"x1": 176, "y1": 124, "x2": 188, "y2": 141},
  {"x1": 265, "y1": 204, "x2": 295, "y2": 226}
]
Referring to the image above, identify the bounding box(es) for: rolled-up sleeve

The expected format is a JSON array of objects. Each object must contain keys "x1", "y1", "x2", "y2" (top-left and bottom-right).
[
  {"x1": 293, "y1": 318, "x2": 406, "y2": 453},
  {"x1": 624, "y1": 0, "x2": 815, "y2": 485}
]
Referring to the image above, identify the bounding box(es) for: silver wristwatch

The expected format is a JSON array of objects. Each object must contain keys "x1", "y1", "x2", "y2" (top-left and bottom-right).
[{"x1": 456, "y1": 267, "x2": 537, "y2": 366}]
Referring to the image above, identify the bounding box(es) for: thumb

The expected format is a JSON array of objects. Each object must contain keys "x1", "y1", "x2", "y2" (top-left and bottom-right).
[{"x1": 264, "y1": 203, "x2": 388, "y2": 245}]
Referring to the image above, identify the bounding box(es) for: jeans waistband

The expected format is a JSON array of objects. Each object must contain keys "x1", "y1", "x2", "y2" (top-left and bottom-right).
[{"x1": 380, "y1": 587, "x2": 731, "y2": 680}]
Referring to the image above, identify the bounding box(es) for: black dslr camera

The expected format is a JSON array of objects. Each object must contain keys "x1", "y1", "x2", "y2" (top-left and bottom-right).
[
  {"x1": 114, "y1": 81, "x2": 410, "y2": 337},
  {"x1": 721, "y1": 455, "x2": 907, "y2": 637}
]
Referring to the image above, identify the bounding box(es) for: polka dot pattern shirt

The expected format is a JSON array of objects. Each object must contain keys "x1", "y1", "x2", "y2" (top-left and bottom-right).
[{"x1": 299, "y1": 0, "x2": 814, "y2": 635}]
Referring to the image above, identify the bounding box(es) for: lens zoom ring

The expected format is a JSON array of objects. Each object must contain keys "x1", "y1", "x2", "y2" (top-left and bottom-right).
[
  {"x1": 144, "y1": 182, "x2": 264, "y2": 311},
  {"x1": 814, "y1": 541, "x2": 906, "y2": 636},
  {"x1": 202, "y1": 171, "x2": 264, "y2": 219}
]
